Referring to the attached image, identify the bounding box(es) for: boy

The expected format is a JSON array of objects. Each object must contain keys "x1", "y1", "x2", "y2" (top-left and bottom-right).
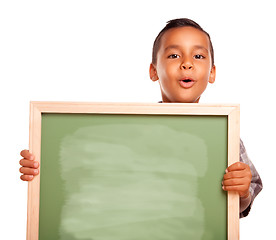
[{"x1": 19, "y1": 18, "x2": 262, "y2": 218}]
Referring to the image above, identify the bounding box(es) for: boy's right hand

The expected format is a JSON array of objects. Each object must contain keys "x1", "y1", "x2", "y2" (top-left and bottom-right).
[{"x1": 19, "y1": 150, "x2": 39, "y2": 181}]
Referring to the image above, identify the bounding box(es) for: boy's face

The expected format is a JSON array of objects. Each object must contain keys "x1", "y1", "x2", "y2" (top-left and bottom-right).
[{"x1": 150, "y1": 26, "x2": 216, "y2": 103}]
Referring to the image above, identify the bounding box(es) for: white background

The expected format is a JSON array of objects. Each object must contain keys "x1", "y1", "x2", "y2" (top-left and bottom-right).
[{"x1": 1, "y1": 0, "x2": 275, "y2": 239}]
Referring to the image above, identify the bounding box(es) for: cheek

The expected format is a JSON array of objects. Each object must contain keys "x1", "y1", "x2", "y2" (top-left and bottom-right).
[
  {"x1": 197, "y1": 65, "x2": 212, "y2": 81},
  {"x1": 161, "y1": 64, "x2": 177, "y2": 81},
  {"x1": 157, "y1": 60, "x2": 176, "y2": 78},
  {"x1": 157, "y1": 66, "x2": 176, "y2": 93}
]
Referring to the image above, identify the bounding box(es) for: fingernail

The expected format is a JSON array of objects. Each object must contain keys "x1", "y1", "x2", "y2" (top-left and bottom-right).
[
  {"x1": 225, "y1": 169, "x2": 228, "y2": 173},
  {"x1": 34, "y1": 169, "x2": 38, "y2": 174},
  {"x1": 30, "y1": 156, "x2": 34, "y2": 160},
  {"x1": 34, "y1": 162, "x2": 38, "y2": 168}
]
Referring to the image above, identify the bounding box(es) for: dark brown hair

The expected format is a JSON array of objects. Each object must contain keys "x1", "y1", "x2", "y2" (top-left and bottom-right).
[{"x1": 152, "y1": 18, "x2": 214, "y2": 66}]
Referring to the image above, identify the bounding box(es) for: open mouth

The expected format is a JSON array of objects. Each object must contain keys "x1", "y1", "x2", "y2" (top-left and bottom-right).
[{"x1": 179, "y1": 79, "x2": 195, "y2": 88}]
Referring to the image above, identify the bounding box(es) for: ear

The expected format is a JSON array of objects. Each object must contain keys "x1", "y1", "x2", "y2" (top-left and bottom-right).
[
  {"x1": 208, "y1": 65, "x2": 216, "y2": 84},
  {"x1": 149, "y1": 63, "x2": 159, "y2": 82},
  {"x1": 209, "y1": 65, "x2": 216, "y2": 83}
]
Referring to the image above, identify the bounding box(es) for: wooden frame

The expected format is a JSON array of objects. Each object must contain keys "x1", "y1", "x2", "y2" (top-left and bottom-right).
[{"x1": 27, "y1": 102, "x2": 240, "y2": 240}]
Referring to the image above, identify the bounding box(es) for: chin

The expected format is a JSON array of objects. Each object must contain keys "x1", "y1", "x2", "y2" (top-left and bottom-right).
[
  {"x1": 174, "y1": 96, "x2": 200, "y2": 103},
  {"x1": 161, "y1": 92, "x2": 201, "y2": 103},
  {"x1": 163, "y1": 99, "x2": 199, "y2": 104}
]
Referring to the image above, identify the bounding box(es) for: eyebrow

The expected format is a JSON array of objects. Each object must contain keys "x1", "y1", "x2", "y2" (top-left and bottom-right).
[{"x1": 164, "y1": 44, "x2": 208, "y2": 52}]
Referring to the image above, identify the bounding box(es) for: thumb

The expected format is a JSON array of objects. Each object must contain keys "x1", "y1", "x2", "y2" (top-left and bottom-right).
[{"x1": 20, "y1": 149, "x2": 35, "y2": 160}]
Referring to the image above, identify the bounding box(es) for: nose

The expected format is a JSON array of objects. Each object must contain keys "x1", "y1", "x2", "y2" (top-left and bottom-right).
[{"x1": 181, "y1": 60, "x2": 193, "y2": 70}]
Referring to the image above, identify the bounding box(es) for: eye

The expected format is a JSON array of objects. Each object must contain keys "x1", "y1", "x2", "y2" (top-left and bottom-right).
[
  {"x1": 194, "y1": 54, "x2": 205, "y2": 59},
  {"x1": 168, "y1": 54, "x2": 180, "y2": 59}
]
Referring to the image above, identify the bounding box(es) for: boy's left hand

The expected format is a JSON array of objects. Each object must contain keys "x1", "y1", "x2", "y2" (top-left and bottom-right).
[{"x1": 222, "y1": 162, "x2": 252, "y2": 198}]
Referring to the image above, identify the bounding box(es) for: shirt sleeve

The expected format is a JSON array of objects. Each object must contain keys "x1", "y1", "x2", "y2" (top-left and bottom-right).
[{"x1": 239, "y1": 139, "x2": 263, "y2": 218}]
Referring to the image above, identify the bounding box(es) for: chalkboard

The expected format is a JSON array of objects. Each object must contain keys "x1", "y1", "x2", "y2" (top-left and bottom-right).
[{"x1": 27, "y1": 102, "x2": 240, "y2": 240}]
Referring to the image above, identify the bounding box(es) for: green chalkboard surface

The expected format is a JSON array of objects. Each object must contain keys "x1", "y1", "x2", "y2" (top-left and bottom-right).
[{"x1": 39, "y1": 113, "x2": 228, "y2": 240}]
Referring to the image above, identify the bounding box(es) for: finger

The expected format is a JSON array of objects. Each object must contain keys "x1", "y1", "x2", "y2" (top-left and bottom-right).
[
  {"x1": 20, "y1": 150, "x2": 35, "y2": 160},
  {"x1": 223, "y1": 170, "x2": 247, "y2": 180},
  {"x1": 19, "y1": 167, "x2": 39, "y2": 176},
  {"x1": 20, "y1": 174, "x2": 34, "y2": 181},
  {"x1": 222, "y1": 184, "x2": 248, "y2": 193},
  {"x1": 223, "y1": 177, "x2": 248, "y2": 187},
  {"x1": 19, "y1": 159, "x2": 39, "y2": 168},
  {"x1": 226, "y1": 162, "x2": 247, "y2": 173}
]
